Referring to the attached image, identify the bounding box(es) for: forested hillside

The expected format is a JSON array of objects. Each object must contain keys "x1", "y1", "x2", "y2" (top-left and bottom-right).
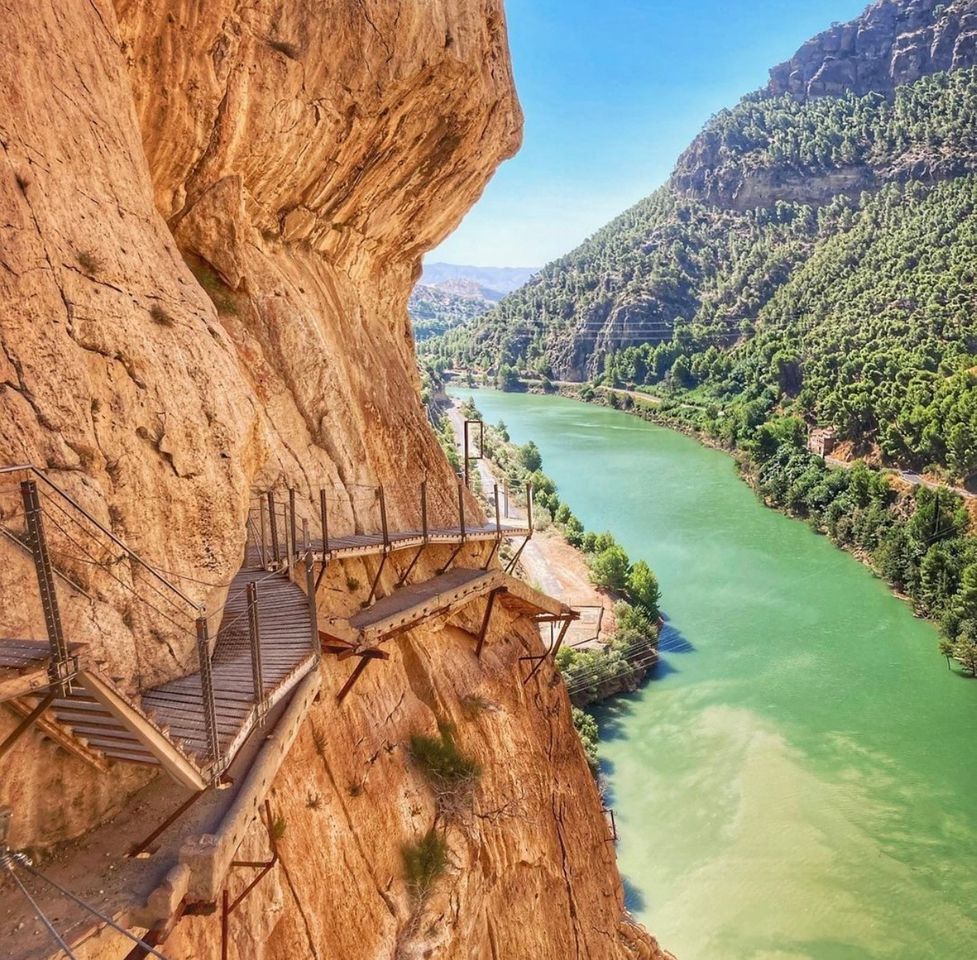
[{"x1": 423, "y1": 1, "x2": 977, "y2": 481}]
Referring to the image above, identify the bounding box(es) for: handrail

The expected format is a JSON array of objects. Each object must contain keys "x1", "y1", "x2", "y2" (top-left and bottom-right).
[{"x1": 0, "y1": 464, "x2": 200, "y2": 612}]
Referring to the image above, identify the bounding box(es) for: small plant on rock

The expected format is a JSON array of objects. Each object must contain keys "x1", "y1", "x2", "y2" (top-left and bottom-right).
[
  {"x1": 402, "y1": 828, "x2": 447, "y2": 903},
  {"x1": 75, "y1": 250, "x2": 101, "y2": 273},
  {"x1": 408, "y1": 722, "x2": 480, "y2": 816},
  {"x1": 148, "y1": 303, "x2": 175, "y2": 327}
]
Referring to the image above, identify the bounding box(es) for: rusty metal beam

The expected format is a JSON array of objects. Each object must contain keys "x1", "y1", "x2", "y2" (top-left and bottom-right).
[
  {"x1": 128, "y1": 789, "x2": 207, "y2": 859},
  {"x1": 0, "y1": 690, "x2": 56, "y2": 761},
  {"x1": 475, "y1": 588, "x2": 504, "y2": 659}
]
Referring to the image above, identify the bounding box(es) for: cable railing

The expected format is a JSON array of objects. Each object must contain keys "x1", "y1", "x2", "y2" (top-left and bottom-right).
[
  {"x1": 249, "y1": 475, "x2": 536, "y2": 574},
  {"x1": 0, "y1": 465, "x2": 275, "y2": 780}
]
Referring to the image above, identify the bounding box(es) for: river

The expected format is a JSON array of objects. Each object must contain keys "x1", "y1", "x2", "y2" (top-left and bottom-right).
[{"x1": 448, "y1": 387, "x2": 977, "y2": 960}]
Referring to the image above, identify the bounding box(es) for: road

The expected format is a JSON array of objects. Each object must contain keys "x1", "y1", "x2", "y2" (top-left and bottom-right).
[{"x1": 825, "y1": 456, "x2": 975, "y2": 501}]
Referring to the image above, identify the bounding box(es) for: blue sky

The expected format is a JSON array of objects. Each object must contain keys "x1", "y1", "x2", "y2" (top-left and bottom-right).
[{"x1": 429, "y1": 0, "x2": 868, "y2": 268}]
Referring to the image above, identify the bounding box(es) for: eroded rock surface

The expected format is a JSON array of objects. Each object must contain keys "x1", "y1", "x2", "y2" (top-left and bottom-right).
[
  {"x1": 767, "y1": 0, "x2": 977, "y2": 100},
  {"x1": 0, "y1": 1, "x2": 668, "y2": 957}
]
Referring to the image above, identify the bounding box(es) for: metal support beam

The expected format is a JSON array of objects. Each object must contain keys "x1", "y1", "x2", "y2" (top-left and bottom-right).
[
  {"x1": 505, "y1": 536, "x2": 530, "y2": 575},
  {"x1": 463, "y1": 419, "x2": 484, "y2": 490},
  {"x1": 247, "y1": 583, "x2": 265, "y2": 724},
  {"x1": 20, "y1": 480, "x2": 71, "y2": 695},
  {"x1": 0, "y1": 690, "x2": 56, "y2": 761},
  {"x1": 288, "y1": 488, "x2": 297, "y2": 564},
  {"x1": 128, "y1": 789, "x2": 207, "y2": 858},
  {"x1": 365, "y1": 553, "x2": 388, "y2": 606},
  {"x1": 304, "y1": 550, "x2": 319, "y2": 658},
  {"x1": 551, "y1": 616, "x2": 572, "y2": 660},
  {"x1": 336, "y1": 657, "x2": 370, "y2": 703},
  {"x1": 313, "y1": 559, "x2": 330, "y2": 596},
  {"x1": 475, "y1": 588, "x2": 503, "y2": 659},
  {"x1": 195, "y1": 617, "x2": 222, "y2": 779},
  {"x1": 266, "y1": 493, "x2": 280, "y2": 564},
  {"x1": 220, "y1": 800, "x2": 280, "y2": 960},
  {"x1": 482, "y1": 484, "x2": 502, "y2": 570},
  {"x1": 378, "y1": 486, "x2": 389, "y2": 550},
  {"x1": 319, "y1": 488, "x2": 330, "y2": 556}
]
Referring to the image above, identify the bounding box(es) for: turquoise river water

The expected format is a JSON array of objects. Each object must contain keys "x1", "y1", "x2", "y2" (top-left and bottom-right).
[{"x1": 450, "y1": 387, "x2": 977, "y2": 960}]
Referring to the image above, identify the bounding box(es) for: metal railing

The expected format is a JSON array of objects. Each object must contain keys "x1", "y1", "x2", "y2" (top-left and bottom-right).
[{"x1": 0, "y1": 465, "x2": 224, "y2": 775}]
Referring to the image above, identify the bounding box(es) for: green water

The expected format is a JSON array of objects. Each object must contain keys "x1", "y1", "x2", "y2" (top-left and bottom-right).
[{"x1": 450, "y1": 387, "x2": 977, "y2": 960}]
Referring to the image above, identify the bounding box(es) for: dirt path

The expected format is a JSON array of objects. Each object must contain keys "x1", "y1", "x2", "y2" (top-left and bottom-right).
[{"x1": 445, "y1": 398, "x2": 615, "y2": 650}]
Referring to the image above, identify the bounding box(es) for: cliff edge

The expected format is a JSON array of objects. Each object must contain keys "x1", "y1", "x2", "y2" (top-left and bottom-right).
[{"x1": 0, "y1": 1, "x2": 669, "y2": 957}]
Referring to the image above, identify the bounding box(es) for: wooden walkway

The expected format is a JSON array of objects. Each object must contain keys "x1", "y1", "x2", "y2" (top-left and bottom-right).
[
  {"x1": 1, "y1": 554, "x2": 318, "y2": 789},
  {"x1": 322, "y1": 566, "x2": 575, "y2": 651},
  {"x1": 288, "y1": 522, "x2": 531, "y2": 563}
]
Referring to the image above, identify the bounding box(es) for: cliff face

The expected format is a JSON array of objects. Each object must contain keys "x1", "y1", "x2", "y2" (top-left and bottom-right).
[
  {"x1": 766, "y1": 0, "x2": 977, "y2": 99},
  {"x1": 0, "y1": 1, "x2": 667, "y2": 957}
]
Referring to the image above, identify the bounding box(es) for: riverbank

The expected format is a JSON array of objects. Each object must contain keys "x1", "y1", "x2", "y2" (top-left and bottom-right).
[
  {"x1": 437, "y1": 393, "x2": 661, "y2": 706},
  {"x1": 464, "y1": 379, "x2": 977, "y2": 672}
]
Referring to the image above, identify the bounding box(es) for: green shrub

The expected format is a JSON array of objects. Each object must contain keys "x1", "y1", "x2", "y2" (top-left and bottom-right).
[
  {"x1": 408, "y1": 724, "x2": 480, "y2": 797},
  {"x1": 402, "y1": 829, "x2": 447, "y2": 902}
]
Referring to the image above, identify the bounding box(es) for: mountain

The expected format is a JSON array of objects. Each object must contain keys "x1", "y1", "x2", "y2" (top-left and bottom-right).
[
  {"x1": 420, "y1": 262, "x2": 537, "y2": 296},
  {"x1": 426, "y1": 0, "x2": 977, "y2": 479},
  {"x1": 409, "y1": 281, "x2": 495, "y2": 341},
  {"x1": 410, "y1": 263, "x2": 538, "y2": 341}
]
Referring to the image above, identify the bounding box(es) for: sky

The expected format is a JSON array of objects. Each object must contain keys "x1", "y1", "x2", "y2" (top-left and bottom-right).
[{"x1": 429, "y1": 0, "x2": 869, "y2": 269}]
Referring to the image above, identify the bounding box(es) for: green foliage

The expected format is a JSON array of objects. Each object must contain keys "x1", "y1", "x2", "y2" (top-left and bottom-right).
[
  {"x1": 571, "y1": 707, "x2": 600, "y2": 773},
  {"x1": 408, "y1": 724, "x2": 480, "y2": 796},
  {"x1": 590, "y1": 545, "x2": 631, "y2": 591},
  {"x1": 422, "y1": 66, "x2": 977, "y2": 482},
  {"x1": 402, "y1": 829, "x2": 448, "y2": 903},
  {"x1": 190, "y1": 260, "x2": 239, "y2": 315},
  {"x1": 627, "y1": 560, "x2": 661, "y2": 618},
  {"x1": 410, "y1": 285, "x2": 491, "y2": 342},
  {"x1": 519, "y1": 441, "x2": 542, "y2": 472}
]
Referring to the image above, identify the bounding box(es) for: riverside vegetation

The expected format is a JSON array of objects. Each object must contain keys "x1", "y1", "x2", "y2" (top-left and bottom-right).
[
  {"x1": 421, "y1": 5, "x2": 977, "y2": 676},
  {"x1": 435, "y1": 396, "x2": 664, "y2": 771}
]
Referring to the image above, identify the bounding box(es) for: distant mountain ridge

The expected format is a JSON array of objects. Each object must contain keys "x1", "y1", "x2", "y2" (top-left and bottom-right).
[
  {"x1": 421, "y1": 262, "x2": 537, "y2": 297},
  {"x1": 409, "y1": 262, "x2": 537, "y2": 343}
]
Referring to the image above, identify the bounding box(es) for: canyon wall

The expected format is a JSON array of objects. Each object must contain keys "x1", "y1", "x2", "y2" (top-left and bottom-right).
[{"x1": 0, "y1": 1, "x2": 668, "y2": 957}]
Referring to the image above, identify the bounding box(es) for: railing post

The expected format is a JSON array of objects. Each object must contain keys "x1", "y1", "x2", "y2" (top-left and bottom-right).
[
  {"x1": 258, "y1": 498, "x2": 268, "y2": 569},
  {"x1": 283, "y1": 502, "x2": 293, "y2": 578},
  {"x1": 247, "y1": 583, "x2": 265, "y2": 725},
  {"x1": 288, "y1": 488, "x2": 297, "y2": 563},
  {"x1": 421, "y1": 480, "x2": 428, "y2": 542},
  {"x1": 458, "y1": 479, "x2": 466, "y2": 540},
  {"x1": 378, "y1": 486, "x2": 389, "y2": 550},
  {"x1": 195, "y1": 615, "x2": 221, "y2": 776},
  {"x1": 494, "y1": 483, "x2": 501, "y2": 538},
  {"x1": 526, "y1": 482, "x2": 534, "y2": 533},
  {"x1": 305, "y1": 549, "x2": 319, "y2": 658},
  {"x1": 503, "y1": 481, "x2": 510, "y2": 519},
  {"x1": 267, "y1": 492, "x2": 280, "y2": 564},
  {"x1": 319, "y1": 488, "x2": 330, "y2": 555},
  {"x1": 20, "y1": 479, "x2": 71, "y2": 695}
]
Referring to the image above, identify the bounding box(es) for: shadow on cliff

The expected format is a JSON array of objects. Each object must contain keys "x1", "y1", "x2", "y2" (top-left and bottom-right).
[{"x1": 621, "y1": 876, "x2": 648, "y2": 914}]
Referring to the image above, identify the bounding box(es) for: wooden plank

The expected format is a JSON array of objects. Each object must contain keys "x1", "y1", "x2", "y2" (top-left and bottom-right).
[
  {"x1": 0, "y1": 668, "x2": 51, "y2": 703},
  {"x1": 5, "y1": 698, "x2": 109, "y2": 773},
  {"x1": 79, "y1": 670, "x2": 206, "y2": 790}
]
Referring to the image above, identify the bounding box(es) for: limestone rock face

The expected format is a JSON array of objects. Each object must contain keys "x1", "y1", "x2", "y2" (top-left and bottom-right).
[
  {"x1": 0, "y1": 1, "x2": 669, "y2": 957},
  {"x1": 767, "y1": 0, "x2": 977, "y2": 100}
]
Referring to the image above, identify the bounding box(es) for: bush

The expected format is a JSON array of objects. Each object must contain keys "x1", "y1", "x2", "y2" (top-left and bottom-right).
[
  {"x1": 590, "y1": 545, "x2": 630, "y2": 591},
  {"x1": 409, "y1": 724, "x2": 480, "y2": 809},
  {"x1": 628, "y1": 560, "x2": 661, "y2": 618},
  {"x1": 572, "y1": 707, "x2": 600, "y2": 773},
  {"x1": 402, "y1": 829, "x2": 447, "y2": 902}
]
